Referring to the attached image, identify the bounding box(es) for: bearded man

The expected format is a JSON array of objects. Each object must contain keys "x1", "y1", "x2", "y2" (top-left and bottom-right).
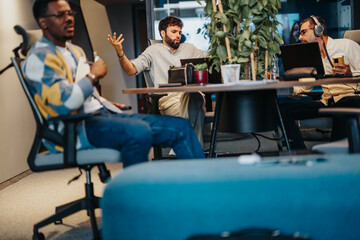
[{"x1": 108, "y1": 16, "x2": 207, "y2": 148}]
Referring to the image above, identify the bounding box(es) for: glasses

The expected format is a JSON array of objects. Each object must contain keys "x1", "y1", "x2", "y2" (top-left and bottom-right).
[
  {"x1": 300, "y1": 27, "x2": 314, "y2": 36},
  {"x1": 42, "y1": 10, "x2": 77, "y2": 19}
]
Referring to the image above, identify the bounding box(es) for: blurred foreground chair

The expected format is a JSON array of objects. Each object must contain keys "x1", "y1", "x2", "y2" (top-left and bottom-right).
[
  {"x1": 7, "y1": 25, "x2": 122, "y2": 240},
  {"x1": 312, "y1": 108, "x2": 360, "y2": 154}
]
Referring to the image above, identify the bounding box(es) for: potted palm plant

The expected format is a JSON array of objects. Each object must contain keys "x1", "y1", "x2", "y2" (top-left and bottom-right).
[{"x1": 197, "y1": 0, "x2": 283, "y2": 81}]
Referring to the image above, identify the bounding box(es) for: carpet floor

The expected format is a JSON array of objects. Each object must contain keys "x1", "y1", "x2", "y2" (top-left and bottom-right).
[
  {"x1": 0, "y1": 163, "x2": 123, "y2": 240},
  {"x1": 0, "y1": 129, "x2": 327, "y2": 239}
]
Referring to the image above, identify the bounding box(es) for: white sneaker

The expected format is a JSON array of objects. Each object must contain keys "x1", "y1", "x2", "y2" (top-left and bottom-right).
[{"x1": 168, "y1": 149, "x2": 176, "y2": 158}]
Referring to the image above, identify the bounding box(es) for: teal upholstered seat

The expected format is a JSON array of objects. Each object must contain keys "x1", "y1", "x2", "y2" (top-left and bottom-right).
[{"x1": 102, "y1": 155, "x2": 360, "y2": 240}]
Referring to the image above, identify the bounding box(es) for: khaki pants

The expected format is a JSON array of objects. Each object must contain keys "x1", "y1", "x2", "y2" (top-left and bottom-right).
[{"x1": 158, "y1": 92, "x2": 205, "y2": 147}]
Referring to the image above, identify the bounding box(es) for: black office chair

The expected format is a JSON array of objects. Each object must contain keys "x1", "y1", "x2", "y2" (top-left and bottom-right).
[
  {"x1": 312, "y1": 108, "x2": 360, "y2": 154},
  {"x1": 7, "y1": 25, "x2": 122, "y2": 240}
]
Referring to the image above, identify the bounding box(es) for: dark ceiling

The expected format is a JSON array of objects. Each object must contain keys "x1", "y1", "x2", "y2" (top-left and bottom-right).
[{"x1": 95, "y1": 0, "x2": 144, "y2": 6}]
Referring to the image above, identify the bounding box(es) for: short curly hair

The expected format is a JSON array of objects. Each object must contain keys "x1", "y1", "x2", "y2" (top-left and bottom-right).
[
  {"x1": 33, "y1": 0, "x2": 61, "y2": 24},
  {"x1": 158, "y1": 16, "x2": 183, "y2": 36}
]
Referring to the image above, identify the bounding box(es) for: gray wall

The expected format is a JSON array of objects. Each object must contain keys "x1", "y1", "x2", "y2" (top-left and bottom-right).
[
  {"x1": 0, "y1": 0, "x2": 137, "y2": 183},
  {"x1": 81, "y1": 0, "x2": 138, "y2": 111},
  {"x1": 0, "y1": 0, "x2": 37, "y2": 183}
]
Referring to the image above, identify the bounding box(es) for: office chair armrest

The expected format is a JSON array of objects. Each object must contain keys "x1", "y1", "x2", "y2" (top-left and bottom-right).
[
  {"x1": 319, "y1": 107, "x2": 360, "y2": 116},
  {"x1": 119, "y1": 106, "x2": 132, "y2": 111},
  {"x1": 49, "y1": 112, "x2": 100, "y2": 167},
  {"x1": 49, "y1": 112, "x2": 96, "y2": 122}
]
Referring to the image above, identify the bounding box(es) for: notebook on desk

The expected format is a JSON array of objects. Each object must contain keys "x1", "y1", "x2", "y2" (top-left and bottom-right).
[{"x1": 280, "y1": 42, "x2": 326, "y2": 79}]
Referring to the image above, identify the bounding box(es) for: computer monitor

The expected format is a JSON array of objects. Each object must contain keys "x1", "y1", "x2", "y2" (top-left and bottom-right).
[{"x1": 280, "y1": 42, "x2": 325, "y2": 78}]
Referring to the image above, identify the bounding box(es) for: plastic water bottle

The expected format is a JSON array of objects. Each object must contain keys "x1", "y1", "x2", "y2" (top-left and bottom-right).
[{"x1": 271, "y1": 55, "x2": 279, "y2": 80}]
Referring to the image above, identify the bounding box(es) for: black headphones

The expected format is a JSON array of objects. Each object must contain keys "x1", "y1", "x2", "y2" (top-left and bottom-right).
[{"x1": 310, "y1": 15, "x2": 324, "y2": 37}]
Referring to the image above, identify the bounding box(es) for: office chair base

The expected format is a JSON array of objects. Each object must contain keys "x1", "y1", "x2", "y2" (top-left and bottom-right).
[
  {"x1": 32, "y1": 232, "x2": 45, "y2": 240},
  {"x1": 33, "y1": 169, "x2": 102, "y2": 240}
]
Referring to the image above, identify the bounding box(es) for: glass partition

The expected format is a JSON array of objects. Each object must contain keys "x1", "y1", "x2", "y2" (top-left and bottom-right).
[
  {"x1": 148, "y1": 0, "x2": 359, "y2": 48},
  {"x1": 153, "y1": 0, "x2": 209, "y2": 51}
]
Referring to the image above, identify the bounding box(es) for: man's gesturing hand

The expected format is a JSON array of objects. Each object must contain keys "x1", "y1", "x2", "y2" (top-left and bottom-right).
[{"x1": 107, "y1": 32, "x2": 125, "y2": 58}]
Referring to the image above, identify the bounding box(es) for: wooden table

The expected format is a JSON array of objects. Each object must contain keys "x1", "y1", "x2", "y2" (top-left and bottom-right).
[
  {"x1": 123, "y1": 77, "x2": 360, "y2": 94},
  {"x1": 123, "y1": 77, "x2": 360, "y2": 157}
]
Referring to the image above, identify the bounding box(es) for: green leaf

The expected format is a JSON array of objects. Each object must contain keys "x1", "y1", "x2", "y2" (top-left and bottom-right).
[
  {"x1": 240, "y1": 0, "x2": 249, "y2": 5},
  {"x1": 230, "y1": 49, "x2": 236, "y2": 59},
  {"x1": 244, "y1": 40, "x2": 252, "y2": 48},
  {"x1": 239, "y1": 49, "x2": 252, "y2": 57},
  {"x1": 208, "y1": 45, "x2": 217, "y2": 56},
  {"x1": 259, "y1": 28, "x2": 272, "y2": 40},
  {"x1": 241, "y1": 6, "x2": 250, "y2": 19},
  {"x1": 251, "y1": 8, "x2": 261, "y2": 14},
  {"x1": 252, "y1": 15, "x2": 264, "y2": 23},
  {"x1": 217, "y1": 45, "x2": 228, "y2": 62},
  {"x1": 214, "y1": 12, "x2": 228, "y2": 25},
  {"x1": 249, "y1": 0, "x2": 257, "y2": 7},
  {"x1": 257, "y1": 35, "x2": 267, "y2": 48},
  {"x1": 250, "y1": 34, "x2": 258, "y2": 42},
  {"x1": 274, "y1": 32, "x2": 284, "y2": 44},
  {"x1": 214, "y1": 30, "x2": 226, "y2": 39},
  {"x1": 262, "y1": 0, "x2": 268, "y2": 6},
  {"x1": 237, "y1": 57, "x2": 250, "y2": 63},
  {"x1": 243, "y1": 29, "x2": 251, "y2": 40}
]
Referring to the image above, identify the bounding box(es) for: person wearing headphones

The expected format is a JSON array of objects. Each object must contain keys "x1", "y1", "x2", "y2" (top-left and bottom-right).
[{"x1": 280, "y1": 16, "x2": 360, "y2": 150}]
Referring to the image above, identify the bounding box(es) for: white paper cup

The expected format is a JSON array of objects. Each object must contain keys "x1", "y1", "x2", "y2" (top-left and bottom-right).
[{"x1": 221, "y1": 64, "x2": 240, "y2": 83}]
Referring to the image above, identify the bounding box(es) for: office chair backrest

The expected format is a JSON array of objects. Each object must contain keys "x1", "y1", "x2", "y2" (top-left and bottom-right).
[
  {"x1": 14, "y1": 25, "x2": 43, "y2": 57},
  {"x1": 343, "y1": 30, "x2": 360, "y2": 45},
  {"x1": 12, "y1": 25, "x2": 44, "y2": 124},
  {"x1": 11, "y1": 25, "x2": 66, "y2": 170},
  {"x1": 12, "y1": 57, "x2": 45, "y2": 126},
  {"x1": 147, "y1": 38, "x2": 162, "y2": 46},
  {"x1": 142, "y1": 39, "x2": 163, "y2": 87}
]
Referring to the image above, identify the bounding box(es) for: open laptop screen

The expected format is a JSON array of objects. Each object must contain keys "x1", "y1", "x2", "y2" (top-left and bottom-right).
[
  {"x1": 280, "y1": 42, "x2": 325, "y2": 78},
  {"x1": 180, "y1": 57, "x2": 209, "y2": 66}
]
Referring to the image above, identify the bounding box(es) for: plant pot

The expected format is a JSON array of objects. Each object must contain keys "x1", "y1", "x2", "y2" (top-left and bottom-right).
[{"x1": 194, "y1": 70, "x2": 208, "y2": 84}]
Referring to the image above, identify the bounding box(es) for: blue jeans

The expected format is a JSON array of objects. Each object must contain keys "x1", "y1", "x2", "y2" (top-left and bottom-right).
[{"x1": 85, "y1": 109, "x2": 205, "y2": 167}]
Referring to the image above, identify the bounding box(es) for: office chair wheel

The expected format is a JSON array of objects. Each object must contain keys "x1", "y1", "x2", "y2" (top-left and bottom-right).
[{"x1": 33, "y1": 232, "x2": 45, "y2": 240}]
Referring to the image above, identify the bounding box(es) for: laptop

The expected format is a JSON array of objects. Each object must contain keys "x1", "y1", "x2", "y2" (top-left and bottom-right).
[
  {"x1": 280, "y1": 42, "x2": 326, "y2": 79},
  {"x1": 180, "y1": 57, "x2": 209, "y2": 66}
]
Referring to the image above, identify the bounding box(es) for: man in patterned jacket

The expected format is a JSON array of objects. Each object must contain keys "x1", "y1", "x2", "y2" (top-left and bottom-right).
[{"x1": 23, "y1": 0, "x2": 205, "y2": 167}]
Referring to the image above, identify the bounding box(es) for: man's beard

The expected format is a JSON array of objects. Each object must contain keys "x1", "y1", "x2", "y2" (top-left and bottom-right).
[{"x1": 164, "y1": 34, "x2": 180, "y2": 49}]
